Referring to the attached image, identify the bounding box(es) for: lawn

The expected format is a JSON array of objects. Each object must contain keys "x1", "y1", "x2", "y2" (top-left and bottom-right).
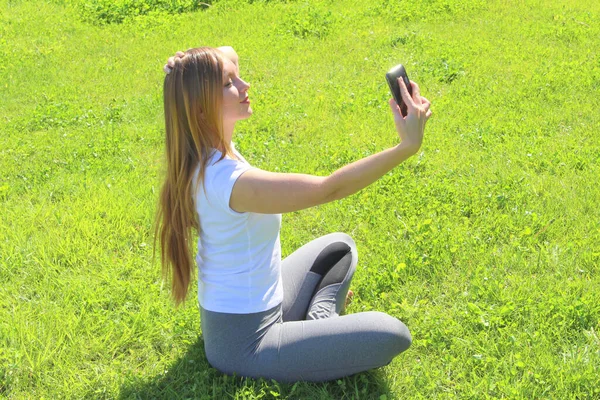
[{"x1": 1, "y1": 0, "x2": 599, "y2": 398}]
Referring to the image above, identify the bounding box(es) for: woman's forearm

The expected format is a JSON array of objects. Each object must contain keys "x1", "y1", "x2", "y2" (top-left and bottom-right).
[{"x1": 325, "y1": 143, "x2": 418, "y2": 201}]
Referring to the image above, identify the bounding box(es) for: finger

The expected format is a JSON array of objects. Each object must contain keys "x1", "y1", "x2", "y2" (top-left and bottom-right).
[
  {"x1": 408, "y1": 81, "x2": 422, "y2": 107},
  {"x1": 419, "y1": 97, "x2": 430, "y2": 112},
  {"x1": 398, "y1": 78, "x2": 416, "y2": 111},
  {"x1": 426, "y1": 109, "x2": 432, "y2": 118},
  {"x1": 163, "y1": 64, "x2": 172, "y2": 74},
  {"x1": 167, "y1": 56, "x2": 176, "y2": 68},
  {"x1": 422, "y1": 101, "x2": 431, "y2": 112},
  {"x1": 175, "y1": 51, "x2": 185, "y2": 58},
  {"x1": 410, "y1": 80, "x2": 421, "y2": 100},
  {"x1": 388, "y1": 98, "x2": 404, "y2": 120}
]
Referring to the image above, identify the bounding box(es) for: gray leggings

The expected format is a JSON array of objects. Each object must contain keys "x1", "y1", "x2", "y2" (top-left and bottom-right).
[{"x1": 200, "y1": 232, "x2": 412, "y2": 383}]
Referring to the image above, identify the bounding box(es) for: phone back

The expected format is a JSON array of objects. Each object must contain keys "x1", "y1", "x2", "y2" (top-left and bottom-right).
[{"x1": 385, "y1": 64, "x2": 412, "y2": 116}]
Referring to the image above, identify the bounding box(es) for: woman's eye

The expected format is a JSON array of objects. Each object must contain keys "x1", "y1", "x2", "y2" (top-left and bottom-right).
[{"x1": 225, "y1": 81, "x2": 232, "y2": 87}]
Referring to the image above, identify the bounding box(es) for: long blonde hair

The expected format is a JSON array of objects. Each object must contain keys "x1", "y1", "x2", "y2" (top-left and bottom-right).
[{"x1": 155, "y1": 47, "x2": 237, "y2": 307}]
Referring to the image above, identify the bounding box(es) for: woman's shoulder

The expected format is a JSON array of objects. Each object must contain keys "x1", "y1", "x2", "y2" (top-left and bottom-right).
[{"x1": 200, "y1": 148, "x2": 253, "y2": 186}]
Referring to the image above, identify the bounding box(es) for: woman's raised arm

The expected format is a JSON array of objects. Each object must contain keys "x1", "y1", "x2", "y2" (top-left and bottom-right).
[{"x1": 230, "y1": 78, "x2": 432, "y2": 214}]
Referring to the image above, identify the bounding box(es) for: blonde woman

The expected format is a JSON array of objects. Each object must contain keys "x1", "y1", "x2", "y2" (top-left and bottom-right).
[{"x1": 156, "y1": 46, "x2": 432, "y2": 383}]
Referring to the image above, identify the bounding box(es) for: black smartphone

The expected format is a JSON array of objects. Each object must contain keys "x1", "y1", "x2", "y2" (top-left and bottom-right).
[{"x1": 385, "y1": 64, "x2": 412, "y2": 117}]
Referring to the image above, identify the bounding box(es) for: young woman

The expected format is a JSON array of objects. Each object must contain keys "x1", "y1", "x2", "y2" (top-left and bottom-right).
[{"x1": 156, "y1": 46, "x2": 432, "y2": 383}]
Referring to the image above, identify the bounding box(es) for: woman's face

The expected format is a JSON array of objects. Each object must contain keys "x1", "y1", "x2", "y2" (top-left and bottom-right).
[{"x1": 221, "y1": 58, "x2": 252, "y2": 127}]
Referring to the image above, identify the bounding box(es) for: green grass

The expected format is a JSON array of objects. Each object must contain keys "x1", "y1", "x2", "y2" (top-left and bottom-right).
[{"x1": 1, "y1": 0, "x2": 599, "y2": 398}]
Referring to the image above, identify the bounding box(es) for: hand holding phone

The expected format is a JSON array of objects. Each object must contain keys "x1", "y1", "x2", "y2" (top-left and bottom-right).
[
  {"x1": 385, "y1": 65, "x2": 433, "y2": 153},
  {"x1": 385, "y1": 64, "x2": 413, "y2": 117}
]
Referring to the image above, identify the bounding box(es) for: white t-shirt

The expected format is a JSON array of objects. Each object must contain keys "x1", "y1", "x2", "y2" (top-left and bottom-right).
[{"x1": 193, "y1": 143, "x2": 283, "y2": 314}]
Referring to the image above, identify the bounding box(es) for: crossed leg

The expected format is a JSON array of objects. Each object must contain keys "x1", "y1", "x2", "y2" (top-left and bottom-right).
[
  {"x1": 201, "y1": 232, "x2": 412, "y2": 383},
  {"x1": 281, "y1": 232, "x2": 358, "y2": 321}
]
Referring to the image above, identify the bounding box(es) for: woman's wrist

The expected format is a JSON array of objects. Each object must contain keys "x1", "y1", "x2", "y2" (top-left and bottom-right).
[{"x1": 395, "y1": 141, "x2": 421, "y2": 158}]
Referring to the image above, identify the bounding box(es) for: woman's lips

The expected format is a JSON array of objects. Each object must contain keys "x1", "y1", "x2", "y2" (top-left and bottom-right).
[{"x1": 240, "y1": 95, "x2": 249, "y2": 103}]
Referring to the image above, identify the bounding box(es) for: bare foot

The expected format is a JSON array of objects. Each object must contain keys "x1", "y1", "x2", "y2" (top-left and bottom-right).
[{"x1": 344, "y1": 290, "x2": 354, "y2": 309}]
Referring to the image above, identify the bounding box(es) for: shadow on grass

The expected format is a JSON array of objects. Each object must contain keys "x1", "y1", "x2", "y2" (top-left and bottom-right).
[{"x1": 118, "y1": 335, "x2": 393, "y2": 399}]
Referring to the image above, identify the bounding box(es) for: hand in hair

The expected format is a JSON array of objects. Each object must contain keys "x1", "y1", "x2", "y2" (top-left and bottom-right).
[
  {"x1": 163, "y1": 47, "x2": 237, "y2": 74},
  {"x1": 163, "y1": 51, "x2": 185, "y2": 74}
]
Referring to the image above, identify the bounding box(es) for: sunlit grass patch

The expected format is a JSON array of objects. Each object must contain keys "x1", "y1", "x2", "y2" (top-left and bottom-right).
[{"x1": 1, "y1": 0, "x2": 599, "y2": 398}]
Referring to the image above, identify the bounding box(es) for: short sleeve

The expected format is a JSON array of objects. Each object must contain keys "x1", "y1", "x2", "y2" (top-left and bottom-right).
[{"x1": 206, "y1": 157, "x2": 256, "y2": 215}]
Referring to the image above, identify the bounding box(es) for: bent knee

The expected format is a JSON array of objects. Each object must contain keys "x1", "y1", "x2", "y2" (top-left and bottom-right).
[
  {"x1": 395, "y1": 319, "x2": 412, "y2": 353},
  {"x1": 374, "y1": 312, "x2": 412, "y2": 354},
  {"x1": 327, "y1": 232, "x2": 357, "y2": 254}
]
